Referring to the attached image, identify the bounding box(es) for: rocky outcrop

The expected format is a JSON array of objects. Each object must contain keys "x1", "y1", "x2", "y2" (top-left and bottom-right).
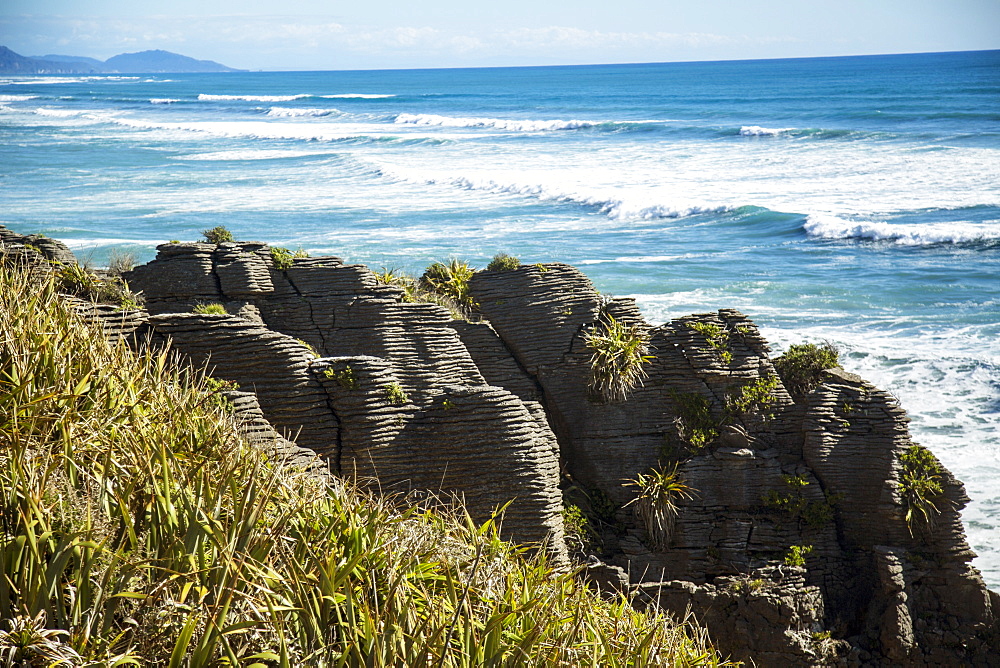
[{"x1": 8, "y1": 227, "x2": 996, "y2": 665}]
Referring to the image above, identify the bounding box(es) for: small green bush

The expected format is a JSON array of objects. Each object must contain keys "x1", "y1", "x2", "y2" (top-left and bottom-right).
[
  {"x1": 585, "y1": 315, "x2": 652, "y2": 403},
  {"x1": 773, "y1": 342, "x2": 840, "y2": 397},
  {"x1": 421, "y1": 259, "x2": 476, "y2": 310},
  {"x1": 202, "y1": 226, "x2": 234, "y2": 244},
  {"x1": 762, "y1": 474, "x2": 834, "y2": 529},
  {"x1": 669, "y1": 391, "x2": 720, "y2": 451},
  {"x1": 784, "y1": 544, "x2": 813, "y2": 567},
  {"x1": 726, "y1": 374, "x2": 779, "y2": 419},
  {"x1": 324, "y1": 365, "x2": 358, "y2": 390},
  {"x1": 623, "y1": 464, "x2": 696, "y2": 551},
  {"x1": 383, "y1": 382, "x2": 409, "y2": 405},
  {"x1": 192, "y1": 302, "x2": 227, "y2": 315},
  {"x1": 270, "y1": 246, "x2": 309, "y2": 270},
  {"x1": 900, "y1": 444, "x2": 946, "y2": 536},
  {"x1": 487, "y1": 253, "x2": 520, "y2": 271}
]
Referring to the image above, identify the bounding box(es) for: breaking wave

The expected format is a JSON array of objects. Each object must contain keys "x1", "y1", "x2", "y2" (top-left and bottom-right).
[
  {"x1": 804, "y1": 214, "x2": 1000, "y2": 245},
  {"x1": 265, "y1": 107, "x2": 339, "y2": 117},
  {"x1": 198, "y1": 94, "x2": 311, "y2": 102},
  {"x1": 395, "y1": 113, "x2": 601, "y2": 132}
]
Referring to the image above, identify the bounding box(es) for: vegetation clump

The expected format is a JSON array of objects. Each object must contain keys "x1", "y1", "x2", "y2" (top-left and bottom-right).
[
  {"x1": 773, "y1": 342, "x2": 840, "y2": 397},
  {"x1": 726, "y1": 374, "x2": 780, "y2": 420},
  {"x1": 0, "y1": 265, "x2": 732, "y2": 666},
  {"x1": 374, "y1": 266, "x2": 470, "y2": 320},
  {"x1": 420, "y1": 259, "x2": 477, "y2": 310},
  {"x1": 669, "y1": 391, "x2": 721, "y2": 452},
  {"x1": 324, "y1": 365, "x2": 359, "y2": 389},
  {"x1": 192, "y1": 302, "x2": 228, "y2": 315},
  {"x1": 899, "y1": 444, "x2": 947, "y2": 536},
  {"x1": 486, "y1": 252, "x2": 521, "y2": 271},
  {"x1": 54, "y1": 261, "x2": 142, "y2": 310},
  {"x1": 688, "y1": 321, "x2": 733, "y2": 364},
  {"x1": 201, "y1": 225, "x2": 234, "y2": 244},
  {"x1": 269, "y1": 246, "x2": 309, "y2": 271},
  {"x1": 623, "y1": 464, "x2": 696, "y2": 551},
  {"x1": 383, "y1": 381, "x2": 409, "y2": 405},
  {"x1": 585, "y1": 315, "x2": 652, "y2": 403},
  {"x1": 107, "y1": 248, "x2": 137, "y2": 275},
  {"x1": 784, "y1": 544, "x2": 814, "y2": 567},
  {"x1": 762, "y1": 474, "x2": 835, "y2": 529}
]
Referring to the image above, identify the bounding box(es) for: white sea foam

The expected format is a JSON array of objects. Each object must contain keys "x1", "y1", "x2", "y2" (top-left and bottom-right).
[
  {"x1": 265, "y1": 107, "x2": 339, "y2": 117},
  {"x1": 320, "y1": 93, "x2": 395, "y2": 99},
  {"x1": 395, "y1": 112, "x2": 599, "y2": 132},
  {"x1": 0, "y1": 94, "x2": 39, "y2": 101},
  {"x1": 33, "y1": 107, "x2": 86, "y2": 117},
  {"x1": 198, "y1": 94, "x2": 310, "y2": 102},
  {"x1": 174, "y1": 149, "x2": 329, "y2": 161},
  {"x1": 150, "y1": 98, "x2": 181, "y2": 104},
  {"x1": 739, "y1": 125, "x2": 795, "y2": 136},
  {"x1": 804, "y1": 214, "x2": 1000, "y2": 245}
]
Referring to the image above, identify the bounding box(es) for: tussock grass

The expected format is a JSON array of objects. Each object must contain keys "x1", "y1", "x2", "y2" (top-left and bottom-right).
[
  {"x1": 623, "y1": 465, "x2": 697, "y2": 551},
  {"x1": 585, "y1": 315, "x2": 652, "y2": 403},
  {"x1": 0, "y1": 263, "x2": 732, "y2": 666},
  {"x1": 374, "y1": 266, "x2": 471, "y2": 320}
]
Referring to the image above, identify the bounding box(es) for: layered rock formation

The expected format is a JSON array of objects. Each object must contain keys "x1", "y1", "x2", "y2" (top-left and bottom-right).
[{"x1": 3, "y1": 224, "x2": 997, "y2": 666}]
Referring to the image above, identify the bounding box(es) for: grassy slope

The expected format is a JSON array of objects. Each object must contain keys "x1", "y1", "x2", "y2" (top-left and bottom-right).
[{"x1": 0, "y1": 262, "x2": 733, "y2": 667}]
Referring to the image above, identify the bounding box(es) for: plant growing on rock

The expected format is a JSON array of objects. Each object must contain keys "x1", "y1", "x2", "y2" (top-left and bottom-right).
[
  {"x1": 899, "y1": 444, "x2": 947, "y2": 536},
  {"x1": 270, "y1": 246, "x2": 309, "y2": 270},
  {"x1": 107, "y1": 248, "x2": 137, "y2": 275},
  {"x1": 324, "y1": 365, "x2": 359, "y2": 389},
  {"x1": 726, "y1": 374, "x2": 780, "y2": 420},
  {"x1": 376, "y1": 266, "x2": 470, "y2": 320},
  {"x1": 623, "y1": 464, "x2": 696, "y2": 551},
  {"x1": 669, "y1": 391, "x2": 721, "y2": 452},
  {"x1": 192, "y1": 302, "x2": 228, "y2": 315},
  {"x1": 383, "y1": 381, "x2": 409, "y2": 405},
  {"x1": 487, "y1": 252, "x2": 521, "y2": 271},
  {"x1": 54, "y1": 261, "x2": 142, "y2": 309},
  {"x1": 201, "y1": 225, "x2": 234, "y2": 244},
  {"x1": 784, "y1": 544, "x2": 813, "y2": 567},
  {"x1": 585, "y1": 315, "x2": 652, "y2": 403},
  {"x1": 688, "y1": 321, "x2": 733, "y2": 364},
  {"x1": 420, "y1": 259, "x2": 476, "y2": 310},
  {"x1": 773, "y1": 342, "x2": 840, "y2": 397}
]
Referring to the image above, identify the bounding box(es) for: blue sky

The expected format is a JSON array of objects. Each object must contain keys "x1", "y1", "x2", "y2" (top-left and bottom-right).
[{"x1": 2, "y1": 0, "x2": 998, "y2": 70}]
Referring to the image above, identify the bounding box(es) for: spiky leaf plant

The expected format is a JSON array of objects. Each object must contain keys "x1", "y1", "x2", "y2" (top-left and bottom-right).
[
  {"x1": 420, "y1": 259, "x2": 476, "y2": 310},
  {"x1": 585, "y1": 315, "x2": 652, "y2": 403},
  {"x1": 624, "y1": 465, "x2": 696, "y2": 551},
  {"x1": 899, "y1": 444, "x2": 947, "y2": 536}
]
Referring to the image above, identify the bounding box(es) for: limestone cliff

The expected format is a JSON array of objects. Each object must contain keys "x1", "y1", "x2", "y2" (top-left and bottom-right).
[{"x1": 3, "y1": 224, "x2": 997, "y2": 666}]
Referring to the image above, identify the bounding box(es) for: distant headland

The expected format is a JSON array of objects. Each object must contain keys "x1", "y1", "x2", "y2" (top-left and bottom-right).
[{"x1": 0, "y1": 45, "x2": 242, "y2": 74}]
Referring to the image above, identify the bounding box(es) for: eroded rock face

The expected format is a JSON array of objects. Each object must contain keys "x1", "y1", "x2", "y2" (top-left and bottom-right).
[{"x1": 12, "y1": 228, "x2": 996, "y2": 664}]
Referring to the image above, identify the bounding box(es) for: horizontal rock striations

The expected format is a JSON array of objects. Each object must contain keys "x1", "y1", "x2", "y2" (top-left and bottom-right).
[{"x1": 7, "y1": 227, "x2": 996, "y2": 666}]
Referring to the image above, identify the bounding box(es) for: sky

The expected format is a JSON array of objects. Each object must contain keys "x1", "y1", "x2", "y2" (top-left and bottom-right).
[{"x1": 2, "y1": 0, "x2": 999, "y2": 70}]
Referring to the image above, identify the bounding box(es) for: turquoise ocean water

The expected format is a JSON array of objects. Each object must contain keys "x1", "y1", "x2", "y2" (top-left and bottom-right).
[{"x1": 2, "y1": 50, "x2": 998, "y2": 585}]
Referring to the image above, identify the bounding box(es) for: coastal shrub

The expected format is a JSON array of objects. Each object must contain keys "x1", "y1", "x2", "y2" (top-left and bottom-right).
[
  {"x1": 726, "y1": 374, "x2": 780, "y2": 420},
  {"x1": 324, "y1": 365, "x2": 359, "y2": 389},
  {"x1": 773, "y1": 342, "x2": 840, "y2": 397},
  {"x1": 0, "y1": 264, "x2": 733, "y2": 666},
  {"x1": 762, "y1": 474, "x2": 835, "y2": 529},
  {"x1": 669, "y1": 391, "x2": 721, "y2": 451},
  {"x1": 201, "y1": 225, "x2": 234, "y2": 244},
  {"x1": 585, "y1": 315, "x2": 652, "y2": 403},
  {"x1": 54, "y1": 261, "x2": 142, "y2": 309},
  {"x1": 784, "y1": 544, "x2": 814, "y2": 567},
  {"x1": 383, "y1": 381, "x2": 409, "y2": 405},
  {"x1": 623, "y1": 464, "x2": 696, "y2": 551},
  {"x1": 270, "y1": 246, "x2": 310, "y2": 270},
  {"x1": 487, "y1": 252, "x2": 521, "y2": 271},
  {"x1": 688, "y1": 321, "x2": 733, "y2": 364},
  {"x1": 900, "y1": 444, "x2": 947, "y2": 536},
  {"x1": 375, "y1": 266, "x2": 470, "y2": 320},
  {"x1": 192, "y1": 302, "x2": 227, "y2": 315},
  {"x1": 420, "y1": 259, "x2": 476, "y2": 310}
]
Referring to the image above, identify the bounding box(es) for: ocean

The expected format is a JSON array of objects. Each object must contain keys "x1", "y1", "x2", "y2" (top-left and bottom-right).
[{"x1": 2, "y1": 50, "x2": 998, "y2": 586}]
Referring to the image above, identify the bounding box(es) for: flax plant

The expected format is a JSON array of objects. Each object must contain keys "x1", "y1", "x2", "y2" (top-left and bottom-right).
[
  {"x1": 585, "y1": 315, "x2": 652, "y2": 403},
  {"x1": 0, "y1": 262, "x2": 733, "y2": 666}
]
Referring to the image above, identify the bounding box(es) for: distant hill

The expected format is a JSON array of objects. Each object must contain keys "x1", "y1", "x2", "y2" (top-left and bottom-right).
[
  {"x1": 104, "y1": 49, "x2": 240, "y2": 73},
  {"x1": 0, "y1": 46, "x2": 241, "y2": 74},
  {"x1": 0, "y1": 46, "x2": 98, "y2": 74},
  {"x1": 32, "y1": 54, "x2": 107, "y2": 69}
]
